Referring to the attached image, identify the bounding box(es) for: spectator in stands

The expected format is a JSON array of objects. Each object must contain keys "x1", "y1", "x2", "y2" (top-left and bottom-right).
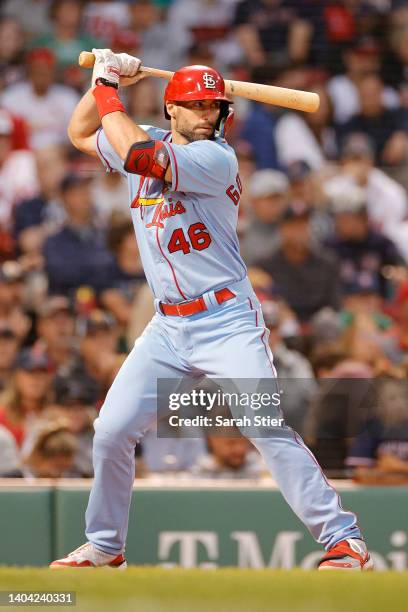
[
  {"x1": 127, "y1": 77, "x2": 167, "y2": 130},
  {"x1": 305, "y1": 350, "x2": 376, "y2": 477},
  {"x1": 142, "y1": 420, "x2": 206, "y2": 474},
  {"x1": 261, "y1": 298, "x2": 316, "y2": 434},
  {"x1": 286, "y1": 159, "x2": 332, "y2": 243},
  {"x1": 278, "y1": 0, "x2": 325, "y2": 67},
  {"x1": 383, "y1": 0, "x2": 408, "y2": 94},
  {"x1": 21, "y1": 416, "x2": 77, "y2": 478},
  {"x1": 326, "y1": 186, "x2": 404, "y2": 300},
  {"x1": 233, "y1": 0, "x2": 310, "y2": 67},
  {"x1": 0, "y1": 109, "x2": 38, "y2": 245},
  {"x1": 240, "y1": 169, "x2": 289, "y2": 266},
  {"x1": 255, "y1": 203, "x2": 341, "y2": 323},
  {"x1": 0, "y1": 111, "x2": 30, "y2": 153},
  {"x1": 324, "y1": 134, "x2": 407, "y2": 243},
  {"x1": 236, "y1": 63, "x2": 317, "y2": 172},
  {"x1": 14, "y1": 146, "x2": 68, "y2": 306},
  {"x1": 338, "y1": 73, "x2": 408, "y2": 166},
  {"x1": 238, "y1": 100, "x2": 279, "y2": 171},
  {"x1": 35, "y1": 296, "x2": 77, "y2": 371},
  {"x1": 328, "y1": 37, "x2": 400, "y2": 125},
  {"x1": 0, "y1": 262, "x2": 31, "y2": 343},
  {"x1": 346, "y1": 377, "x2": 408, "y2": 484},
  {"x1": 40, "y1": 303, "x2": 113, "y2": 412},
  {"x1": 0, "y1": 323, "x2": 20, "y2": 392},
  {"x1": 79, "y1": 309, "x2": 125, "y2": 403},
  {"x1": 394, "y1": 282, "x2": 408, "y2": 357},
  {"x1": 339, "y1": 279, "x2": 400, "y2": 368},
  {"x1": 0, "y1": 263, "x2": 23, "y2": 313},
  {"x1": 237, "y1": 63, "x2": 313, "y2": 171},
  {"x1": 129, "y1": 0, "x2": 183, "y2": 70},
  {"x1": 308, "y1": 308, "x2": 344, "y2": 353},
  {"x1": 309, "y1": 344, "x2": 349, "y2": 378},
  {"x1": 300, "y1": 84, "x2": 339, "y2": 162},
  {"x1": 1, "y1": 48, "x2": 79, "y2": 149},
  {"x1": 167, "y1": 0, "x2": 240, "y2": 70},
  {"x1": 52, "y1": 376, "x2": 97, "y2": 477},
  {"x1": 186, "y1": 42, "x2": 216, "y2": 70},
  {"x1": 0, "y1": 17, "x2": 25, "y2": 91},
  {"x1": 1, "y1": 0, "x2": 52, "y2": 41},
  {"x1": 90, "y1": 171, "x2": 130, "y2": 225},
  {"x1": 101, "y1": 218, "x2": 154, "y2": 346},
  {"x1": 267, "y1": 66, "x2": 330, "y2": 170},
  {"x1": 33, "y1": 0, "x2": 102, "y2": 88},
  {"x1": 14, "y1": 145, "x2": 68, "y2": 241},
  {"x1": 341, "y1": 277, "x2": 395, "y2": 334},
  {"x1": 276, "y1": 110, "x2": 327, "y2": 170},
  {"x1": 82, "y1": 0, "x2": 135, "y2": 51},
  {"x1": 0, "y1": 347, "x2": 52, "y2": 447},
  {"x1": 0, "y1": 424, "x2": 21, "y2": 477},
  {"x1": 292, "y1": 0, "x2": 380, "y2": 71},
  {"x1": 193, "y1": 416, "x2": 265, "y2": 479},
  {"x1": 43, "y1": 174, "x2": 114, "y2": 297}
]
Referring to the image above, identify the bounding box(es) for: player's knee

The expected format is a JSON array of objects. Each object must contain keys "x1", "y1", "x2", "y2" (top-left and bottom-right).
[
  {"x1": 92, "y1": 429, "x2": 135, "y2": 460},
  {"x1": 93, "y1": 417, "x2": 137, "y2": 454}
]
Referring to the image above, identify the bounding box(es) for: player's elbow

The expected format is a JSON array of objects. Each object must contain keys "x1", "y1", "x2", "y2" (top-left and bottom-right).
[
  {"x1": 67, "y1": 120, "x2": 80, "y2": 148},
  {"x1": 67, "y1": 133, "x2": 80, "y2": 152},
  {"x1": 124, "y1": 140, "x2": 170, "y2": 180},
  {"x1": 67, "y1": 121, "x2": 84, "y2": 150},
  {"x1": 67, "y1": 123, "x2": 97, "y2": 157}
]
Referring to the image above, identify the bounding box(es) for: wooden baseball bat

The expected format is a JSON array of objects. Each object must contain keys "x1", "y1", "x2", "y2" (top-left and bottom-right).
[{"x1": 79, "y1": 51, "x2": 320, "y2": 113}]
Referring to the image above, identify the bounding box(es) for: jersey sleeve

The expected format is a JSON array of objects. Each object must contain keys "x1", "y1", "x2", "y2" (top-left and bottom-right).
[
  {"x1": 163, "y1": 140, "x2": 234, "y2": 196},
  {"x1": 95, "y1": 127, "x2": 126, "y2": 176}
]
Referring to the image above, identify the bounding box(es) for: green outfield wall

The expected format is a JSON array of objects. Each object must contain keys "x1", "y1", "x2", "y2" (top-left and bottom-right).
[{"x1": 1, "y1": 481, "x2": 407, "y2": 569}]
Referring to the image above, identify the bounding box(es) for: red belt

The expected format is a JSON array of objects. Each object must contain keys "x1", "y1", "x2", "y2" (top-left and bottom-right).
[{"x1": 160, "y1": 287, "x2": 235, "y2": 317}]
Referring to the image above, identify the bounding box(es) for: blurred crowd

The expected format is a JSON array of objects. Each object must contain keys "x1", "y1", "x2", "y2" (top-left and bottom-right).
[{"x1": 0, "y1": 0, "x2": 408, "y2": 484}]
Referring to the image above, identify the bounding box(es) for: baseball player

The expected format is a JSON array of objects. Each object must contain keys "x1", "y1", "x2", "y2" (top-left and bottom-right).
[{"x1": 50, "y1": 50, "x2": 372, "y2": 571}]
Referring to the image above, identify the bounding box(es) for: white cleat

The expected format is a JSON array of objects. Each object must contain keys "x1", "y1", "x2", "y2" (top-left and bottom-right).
[{"x1": 49, "y1": 542, "x2": 127, "y2": 569}]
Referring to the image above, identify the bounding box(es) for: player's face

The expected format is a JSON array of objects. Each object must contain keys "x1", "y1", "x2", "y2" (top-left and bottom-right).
[{"x1": 169, "y1": 100, "x2": 221, "y2": 142}]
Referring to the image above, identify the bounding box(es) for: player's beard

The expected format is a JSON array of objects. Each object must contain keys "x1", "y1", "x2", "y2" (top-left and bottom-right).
[{"x1": 176, "y1": 117, "x2": 217, "y2": 142}]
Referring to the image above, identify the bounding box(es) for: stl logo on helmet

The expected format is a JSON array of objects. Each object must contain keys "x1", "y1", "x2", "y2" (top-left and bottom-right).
[{"x1": 202, "y1": 73, "x2": 216, "y2": 89}]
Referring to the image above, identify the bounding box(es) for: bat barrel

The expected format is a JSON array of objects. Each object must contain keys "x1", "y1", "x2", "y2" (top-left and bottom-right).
[{"x1": 225, "y1": 80, "x2": 320, "y2": 114}]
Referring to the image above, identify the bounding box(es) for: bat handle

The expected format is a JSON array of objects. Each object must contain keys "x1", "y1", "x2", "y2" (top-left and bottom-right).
[
  {"x1": 78, "y1": 51, "x2": 174, "y2": 81},
  {"x1": 79, "y1": 51, "x2": 96, "y2": 68}
]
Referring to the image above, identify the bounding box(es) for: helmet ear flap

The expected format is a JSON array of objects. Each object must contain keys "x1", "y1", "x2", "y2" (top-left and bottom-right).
[{"x1": 218, "y1": 106, "x2": 234, "y2": 139}]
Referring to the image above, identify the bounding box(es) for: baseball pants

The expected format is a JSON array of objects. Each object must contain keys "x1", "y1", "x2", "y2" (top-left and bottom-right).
[{"x1": 85, "y1": 278, "x2": 361, "y2": 554}]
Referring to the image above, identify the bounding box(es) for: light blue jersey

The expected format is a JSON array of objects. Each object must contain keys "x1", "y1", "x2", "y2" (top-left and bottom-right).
[{"x1": 96, "y1": 126, "x2": 246, "y2": 302}]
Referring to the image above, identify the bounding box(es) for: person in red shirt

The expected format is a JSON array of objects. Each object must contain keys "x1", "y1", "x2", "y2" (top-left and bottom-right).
[{"x1": 0, "y1": 348, "x2": 52, "y2": 447}]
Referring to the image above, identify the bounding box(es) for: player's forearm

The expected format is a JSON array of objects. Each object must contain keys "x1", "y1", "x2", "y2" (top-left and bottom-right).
[
  {"x1": 101, "y1": 111, "x2": 151, "y2": 161},
  {"x1": 68, "y1": 88, "x2": 101, "y2": 146}
]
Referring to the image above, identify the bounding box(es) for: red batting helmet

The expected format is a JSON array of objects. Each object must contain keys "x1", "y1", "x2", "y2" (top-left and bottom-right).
[{"x1": 164, "y1": 65, "x2": 233, "y2": 133}]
